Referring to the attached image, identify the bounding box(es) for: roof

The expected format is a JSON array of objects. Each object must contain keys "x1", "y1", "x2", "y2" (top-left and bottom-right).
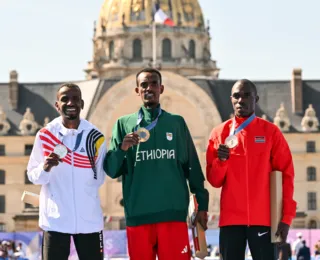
[{"x1": 0, "y1": 76, "x2": 319, "y2": 136}]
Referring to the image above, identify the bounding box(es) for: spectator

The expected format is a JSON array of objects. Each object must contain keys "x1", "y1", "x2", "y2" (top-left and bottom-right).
[
  {"x1": 293, "y1": 232, "x2": 303, "y2": 255},
  {"x1": 297, "y1": 240, "x2": 311, "y2": 260},
  {"x1": 278, "y1": 241, "x2": 292, "y2": 260}
]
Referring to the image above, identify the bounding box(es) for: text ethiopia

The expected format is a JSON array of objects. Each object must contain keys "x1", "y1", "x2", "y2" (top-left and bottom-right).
[{"x1": 136, "y1": 149, "x2": 175, "y2": 161}]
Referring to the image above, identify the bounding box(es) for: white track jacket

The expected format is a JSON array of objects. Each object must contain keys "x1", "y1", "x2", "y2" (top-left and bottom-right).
[{"x1": 27, "y1": 117, "x2": 107, "y2": 234}]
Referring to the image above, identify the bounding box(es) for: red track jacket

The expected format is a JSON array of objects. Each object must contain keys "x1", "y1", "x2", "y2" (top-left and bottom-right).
[{"x1": 206, "y1": 116, "x2": 296, "y2": 227}]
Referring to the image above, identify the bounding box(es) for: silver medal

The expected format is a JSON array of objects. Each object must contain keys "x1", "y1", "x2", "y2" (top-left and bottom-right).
[
  {"x1": 53, "y1": 144, "x2": 68, "y2": 159},
  {"x1": 225, "y1": 135, "x2": 238, "y2": 148}
]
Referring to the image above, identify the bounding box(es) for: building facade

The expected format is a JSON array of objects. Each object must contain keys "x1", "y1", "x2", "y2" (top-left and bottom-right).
[{"x1": 0, "y1": 0, "x2": 319, "y2": 232}]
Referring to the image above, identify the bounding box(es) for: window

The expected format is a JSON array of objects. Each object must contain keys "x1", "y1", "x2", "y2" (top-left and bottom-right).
[
  {"x1": 0, "y1": 223, "x2": 5, "y2": 232},
  {"x1": 162, "y1": 38, "x2": 172, "y2": 61},
  {"x1": 0, "y1": 170, "x2": 5, "y2": 184},
  {"x1": 109, "y1": 41, "x2": 114, "y2": 60},
  {"x1": 133, "y1": 39, "x2": 142, "y2": 61},
  {"x1": 25, "y1": 170, "x2": 32, "y2": 184},
  {"x1": 0, "y1": 145, "x2": 5, "y2": 156},
  {"x1": 189, "y1": 40, "x2": 196, "y2": 59},
  {"x1": 24, "y1": 203, "x2": 38, "y2": 210},
  {"x1": 309, "y1": 220, "x2": 317, "y2": 229},
  {"x1": 306, "y1": 141, "x2": 316, "y2": 153},
  {"x1": 24, "y1": 144, "x2": 33, "y2": 156},
  {"x1": 308, "y1": 192, "x2": 317, "y2": 210},
  {"x1": 307, "y1": 167, "x2": 317, "y2": 181},
  {"x1": 0, "y1": 196, "x2": 5, "y2": 213},
  {"x1": 25, "y1": 203, "x2": 33, "y2": 209}
]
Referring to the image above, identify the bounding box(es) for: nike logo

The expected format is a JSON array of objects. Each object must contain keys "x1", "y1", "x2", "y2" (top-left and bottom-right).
[{"x1": 258, "y1": 232, "x2": 268, "y2": 237}]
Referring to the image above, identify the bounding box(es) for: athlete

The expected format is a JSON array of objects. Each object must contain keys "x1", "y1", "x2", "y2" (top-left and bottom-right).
[
  {"x1": 27, "y1": 83, "x2": 106, "y2": 260},
  {"x1": 206, "y1": 79, "x2": 296, "y2": 260},
  {"x1": 104, "y1": 68, "x2": 209, "y2": 260}
]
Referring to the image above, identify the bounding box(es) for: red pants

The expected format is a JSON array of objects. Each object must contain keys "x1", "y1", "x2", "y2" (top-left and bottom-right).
[{"x1": 127, "y1": 221, "x2": 191, "y2": 260}]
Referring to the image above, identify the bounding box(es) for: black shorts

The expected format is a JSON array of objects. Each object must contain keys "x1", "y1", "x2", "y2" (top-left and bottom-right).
[
  {"x1": 42, "y1": 230, "x2": 104, "y2": 260},
  {"x1": 219, "y1": 225, "x2": 277, "y2": 260}
]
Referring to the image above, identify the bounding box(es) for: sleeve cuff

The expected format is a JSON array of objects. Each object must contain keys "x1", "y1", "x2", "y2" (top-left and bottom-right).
[
  {"x1": 196, "y1": 191, "x2": 209, "y2": 212},
  {"x1": 116, "y1": 146, "x2": 127, "y2": 157},
  {"x1": 281, "y1": 215, "x2": 294, "y2": 226},
  {"x1": 214, "y1": 157, "x2": 228, "y2": 167}
]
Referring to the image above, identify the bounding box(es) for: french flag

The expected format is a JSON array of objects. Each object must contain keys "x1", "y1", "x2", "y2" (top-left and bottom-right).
[{"x1": 154, "y1": 3, "x2": 174, "y2": 26}]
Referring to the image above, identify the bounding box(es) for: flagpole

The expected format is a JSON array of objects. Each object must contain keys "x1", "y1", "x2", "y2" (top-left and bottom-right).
[{"x1": 152, "y1": 20, "x2": 156, "y2": 68}]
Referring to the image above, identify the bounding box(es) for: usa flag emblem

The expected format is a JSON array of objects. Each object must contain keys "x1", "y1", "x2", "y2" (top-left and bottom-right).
[{"x1": 255, "y1": 136, "x2": 266, "y2": 143}]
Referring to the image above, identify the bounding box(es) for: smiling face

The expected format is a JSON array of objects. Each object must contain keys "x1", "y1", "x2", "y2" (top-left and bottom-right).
[
  {"x1": 55, "y1": 85, "x2": 84, "y2": 122},
  {"x1": 135, "y1": 72, "x2": 164, "y2": 108},
  {"x1": 230, "y1": 80, "x2": 259, "y2": 117}
]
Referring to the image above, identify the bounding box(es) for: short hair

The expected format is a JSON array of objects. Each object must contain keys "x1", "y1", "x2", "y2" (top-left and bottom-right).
[
  {"x1": 57, "y1": 83, "x2": 82, "y2": 99},
  {"x1": 234, "y1": 79, "x2": 258, "y2": 95},
  {"x1": 136, "y1": 68, "x2": 162, "y2": 87}
]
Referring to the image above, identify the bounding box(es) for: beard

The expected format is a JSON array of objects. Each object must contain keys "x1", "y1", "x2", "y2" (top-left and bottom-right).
[
  {"x1": 62, "y1": 106, "x2": 79, "y2": 120},
  {"x1": 64, "y1": 114, "x2": 78, "y2": 120}
]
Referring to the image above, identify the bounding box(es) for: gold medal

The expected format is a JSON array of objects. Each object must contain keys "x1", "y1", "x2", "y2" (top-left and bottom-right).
[
  {"x1": 225, "y1": 135, "x2": 238, "y2": 148},
  {"x1": 136, "y1": 128, "x2": 150, "y2": 142},
  {"x1": 53, "y1": 144, "x2": 68, "y2": 159}
]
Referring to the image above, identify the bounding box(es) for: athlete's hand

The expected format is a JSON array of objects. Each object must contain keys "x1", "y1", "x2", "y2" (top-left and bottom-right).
[
  {"x1": 121, "y1": 133, "x2": 140, "y2": 151},
  {"x1": 193, "y1": 211, "x2": 208, "y2": 231},
  {"x1": 217, "y1": 144, "x2": 230, "y2": 161},
  {"x1": 275, "y1": 222, "x2": 290, "y2": 246},
  {"x1": 43, "y1": 153, "x2": 60, "y2": 172}
]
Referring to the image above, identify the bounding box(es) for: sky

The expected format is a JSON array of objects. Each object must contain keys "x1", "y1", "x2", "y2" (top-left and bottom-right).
[{"x1": 0, "y1": 0, "x2": 319, "y2": 82}]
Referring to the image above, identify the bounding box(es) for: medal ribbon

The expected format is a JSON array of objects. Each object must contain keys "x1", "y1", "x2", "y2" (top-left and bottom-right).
[
  {"x1": 59, "y1": 130, "x2": 84, "y2": 152},
  {"x1": 229, "y1": 113, "x2": 256, "y2": 136},
  {"x1": 134, "y1": 107, "x2": 162, "y2": 132}
]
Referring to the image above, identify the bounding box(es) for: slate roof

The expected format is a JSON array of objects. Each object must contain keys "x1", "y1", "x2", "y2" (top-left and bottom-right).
[{"x1": 0, "y1": 77, "x2": 319, "y2": 135}]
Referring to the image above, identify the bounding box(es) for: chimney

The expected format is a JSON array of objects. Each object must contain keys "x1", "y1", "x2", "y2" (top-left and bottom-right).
[
  {"x1": 9, "y1": 70, "x2": 19, "y2": 110},
  {"x1": 291, "y1": 68, "x2": 303, "y2": 114}
]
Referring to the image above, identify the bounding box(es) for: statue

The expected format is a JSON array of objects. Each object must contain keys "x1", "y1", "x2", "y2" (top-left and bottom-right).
[
  {"x1": 273, "y1": 103, "x2": 290, "y2": 132},
  {"x1": 0, "y1": 106, "x2": 10, "y2": 135},
  {"x1": 301, "y1": 104, "x2": 319, "y2": 132},
  {"x1": 23, "y1": 107, "x2": 35, "y2": 121},
  {"x1": 43, "y1": 117, "x2": 50, "y2": 127},
  {"x1": 19, "y1": 107, "x2": 38, "y2": 135}
]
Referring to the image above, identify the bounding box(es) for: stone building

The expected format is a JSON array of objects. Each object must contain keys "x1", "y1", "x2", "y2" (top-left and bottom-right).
[{"x1": 0, "y1": 0, "x2": 319, "y2": 231}]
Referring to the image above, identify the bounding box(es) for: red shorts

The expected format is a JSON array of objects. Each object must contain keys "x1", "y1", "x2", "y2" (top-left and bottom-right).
[{"x1": 126, "y1": 221, "x2": 191, "y2": 260}]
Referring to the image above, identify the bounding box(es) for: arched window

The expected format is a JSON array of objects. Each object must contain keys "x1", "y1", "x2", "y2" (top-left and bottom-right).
[
  {"x1": 0, "y1": 170, "x2": 5, "y2": 184},
  {"x1": 162, "y1": 38, "x2": 172, "y2": 61},
  {"x1": 109, "y1": 41, "x2": 114, "y2": 60},
  {"x1": 133, "y1": 39, "x2": 142, "y2": 61},
  {"x1": 307, "y1": 167, "x2": 317, "y2": 181},
  {"x1": 189, "y1": 40, "x2": 196, "y2": 58},
  {"x1": 309, "y1": 220, "x2": 317, "y2": 229}
]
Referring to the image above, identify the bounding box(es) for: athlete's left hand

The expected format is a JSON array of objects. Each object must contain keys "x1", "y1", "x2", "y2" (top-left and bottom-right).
[
  {"x1": 193, "y1": 211, "x2": 208, "y2": 231},
  {"x1": 275, "y1": 222, "x2": 290, "y2": 245}
]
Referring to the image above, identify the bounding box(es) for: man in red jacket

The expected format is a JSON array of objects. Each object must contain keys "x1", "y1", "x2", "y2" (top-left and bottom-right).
[{"x1": 206, "y1": 79, "x2": 296, "y2": 259}]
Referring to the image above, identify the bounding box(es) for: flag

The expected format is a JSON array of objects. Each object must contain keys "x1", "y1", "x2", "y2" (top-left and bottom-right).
[{"x1": 154, "y1": 3, "x2": 174, "y2": 26}]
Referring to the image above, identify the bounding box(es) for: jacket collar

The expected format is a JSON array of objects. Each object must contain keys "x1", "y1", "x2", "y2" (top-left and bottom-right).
[{"x1": 49, "y1": 116, "x2": 92, "y2": 136}]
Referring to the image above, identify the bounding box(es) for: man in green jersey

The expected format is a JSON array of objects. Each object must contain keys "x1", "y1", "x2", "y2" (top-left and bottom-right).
[{"x1": 104, "y1": 68, "x2": 209, "y2": 260}]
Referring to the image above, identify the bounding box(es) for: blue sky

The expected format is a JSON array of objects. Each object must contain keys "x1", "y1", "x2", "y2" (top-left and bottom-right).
[{"x1": 0, "y1": 0, "x2": 318, "y2": 82}]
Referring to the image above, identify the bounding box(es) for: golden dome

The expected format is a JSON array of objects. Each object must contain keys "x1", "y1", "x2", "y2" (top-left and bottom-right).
[{"x1": 98, "y1": 0, "x2": 205, "y2": 29}]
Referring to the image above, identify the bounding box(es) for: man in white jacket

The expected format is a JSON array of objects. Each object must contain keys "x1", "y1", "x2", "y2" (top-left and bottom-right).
[{"x1": 27, "y1": 83, "x2": 107, "y2": 260}]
